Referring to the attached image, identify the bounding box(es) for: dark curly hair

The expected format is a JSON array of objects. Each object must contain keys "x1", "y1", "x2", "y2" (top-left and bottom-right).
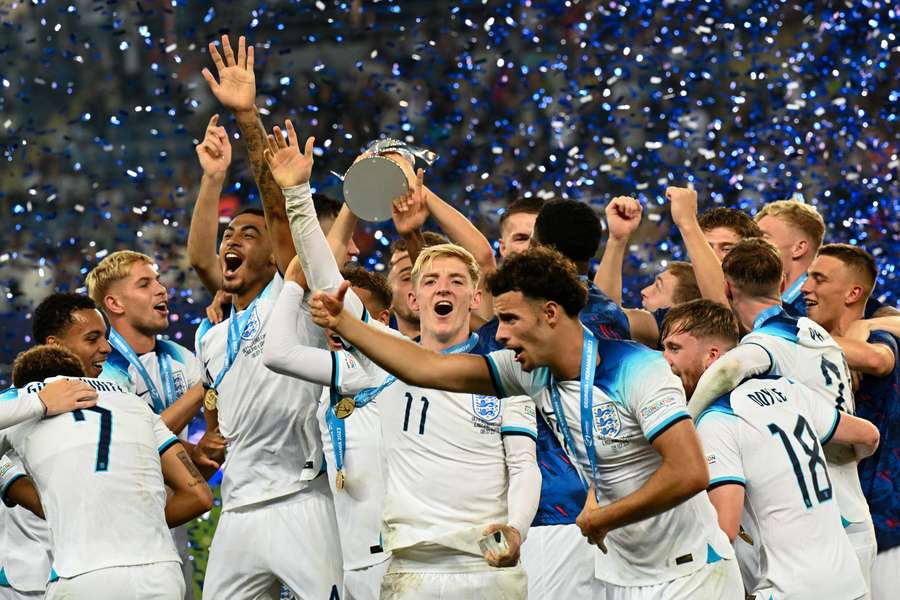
[
  {"x1": 341, "y1": 264, "x2": 393, "y2": 314},
  {"x1": 33, "y1": 293, "x2": 99, "y2": 345},
  {"x1": 13, "y1": 345, "x2": 86, "y2": 388},
  {"x1": 487, "y1": 246, "x2": 588, "y2": 317},
  {"x1": 698, "y1": 207, "x2": 762, "y2": 239},
  {"x1": 533, "y1": 199, "x2": 602, "y2": 264}
]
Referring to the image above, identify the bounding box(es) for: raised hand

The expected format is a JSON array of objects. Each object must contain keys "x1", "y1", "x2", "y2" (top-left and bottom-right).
[
  {"x1": 37, "y1": 379, "x2": 98, "y2": 416},
  {"x1": 482, "y1": 524, "x2": 522, "y2": 568},
  {"x1": 392, "y1": 168, "x2": 429, "y2": 236},
  {"x1": 195, "y1": 114, "x2": 232, "y2": 179},
  {"x1": 262, "y1": 119, "x2": 315, "y2": 189},
  {"x1": 605, "y1": 196, "x2": 642, "y2": 241},
  {"x1": 201, "y1": 35, "x2": 256, "y2": 113},
  {"x1": 665, "y1": 186, "x2": 698, "y2": 229},
  {"x1": 310, "y1": 280, "x2": 351, "y2": 331}
]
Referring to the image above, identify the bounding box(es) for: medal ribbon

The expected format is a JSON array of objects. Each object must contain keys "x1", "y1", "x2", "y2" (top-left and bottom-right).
[
  {"x1": 549, "y1": 327, "x2": 601, "y2": 501},
  {"x1": 326, "y1": 333, "x2": 479, "y2": 476},
  {"x1": 207, "y1": 281, "x2": 272, "y2": 394},
  {"x1": 108, "y1": 328, "x2": 174, "y2": 414}
]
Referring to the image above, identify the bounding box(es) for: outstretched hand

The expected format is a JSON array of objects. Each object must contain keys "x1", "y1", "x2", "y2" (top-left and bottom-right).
[
  {"x1": 262, "y1": 119, "x2": 315, "y2": 189},
  {"x1": 195, "y1": 114, "x2": 232, "y2": 178},
  {"x1": 605, "y1": 196, "x2": 642, "y2": 241},
  {"x1": 310, "y1": 280, "x2": 351, "y2": 331},
  {"x1": 201, "y1": 35, "x2": 256, "y2": 113},
  {"x1": 392, "y1": 168, "x2": 429, "y2": 236}
]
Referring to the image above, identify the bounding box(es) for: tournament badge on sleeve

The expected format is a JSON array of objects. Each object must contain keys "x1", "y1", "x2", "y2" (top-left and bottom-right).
[{"x1": 338, "y1": 138, "x2": 438, "y2": 222}]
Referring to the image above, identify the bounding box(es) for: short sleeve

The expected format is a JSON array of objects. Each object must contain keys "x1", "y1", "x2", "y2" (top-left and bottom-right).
[
  {"x1": 869, "y1": 330, "x2": 899, "y2": 364},
  {"x1": 697, "y1": 413, "x2": 746, "y2": 489},
  {"x1": 153, "y1": 415, "x2": 179, "y2": 455},
  {"x1": 0, "y1": 451, "x2": 27, "y2": 505},
  {"x1": 500, "y1": 396, "x2": 538, "y2": 440},
  {"x1": 183, "y1": 350, "x2": 204, "y2": 388},
  {"x1": 331, "y1": 350, "x2": 381, "y2": 396},
  {"x1": 484, "y1": 350, "x2": 548, "y2": 399},
  {"x1": 624, "y1": 354, "x2": 690, "y2": 444}
]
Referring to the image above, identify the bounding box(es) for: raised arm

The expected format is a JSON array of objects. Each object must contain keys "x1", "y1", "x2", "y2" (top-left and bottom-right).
[
  {"x1": 310, "y1": 281, "x2": 495, "y2": 394},
  {"x1": 328, "y1": 204, "x2": 359, "y2": 266},
  {"x1": 666, "y1": 186, "x2": 728, "y2": 306},
  {"x1": 831, "y1": 412, "x2": 881, "y2": 461},
  {"x1": 262, "y1": 280, "x2": 335, "y2": 387},
  {"x1": 595, "y1": 196, "x2": 642, "y2": 305},
  {"x1": 688, "y1": 343, "x2": 772, "y2": 419},
  {"x1": 202, "y1": 35, "x2": 295, "y2": 273},
  {"x1": 188, "y1": 114, "x2": 231, "y2": 293},
  {"x1": 160, "y1": 443, "x2": 214, "y2": 527},
  {"x1": 391, "y1": 168, "x2": 430, "y2": 267},
  {"x1": 159, "y1": 383, "x2": 205, "y2": 436}
]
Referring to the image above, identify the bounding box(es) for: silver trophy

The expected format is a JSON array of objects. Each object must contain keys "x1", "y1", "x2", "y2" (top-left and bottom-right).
[{"x1": 339, "y1": 138, "x2": 438, "y2": 222}]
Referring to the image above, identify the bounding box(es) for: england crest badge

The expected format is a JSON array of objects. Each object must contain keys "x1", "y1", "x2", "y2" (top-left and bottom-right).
[
  {"x1": 472, "y1": 395, "x2": 501, "y2": 422},
  {"x1": 593, "y1": 401, "x2": 622, "y2": 437},
  {"x1": 241, "y1": 307, "x2": 261, "y2": 341}
]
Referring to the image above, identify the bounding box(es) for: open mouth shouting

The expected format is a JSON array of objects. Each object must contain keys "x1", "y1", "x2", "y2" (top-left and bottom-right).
[
  {"x1": 433, "y1": 300, "x2": 454, "y2": 317},
  {"x1": 153, "y1": 300, "x2": 170, "y2": 319},
  {"x1": 223, "y1": 250, "x2": 244, "y2": 279}
]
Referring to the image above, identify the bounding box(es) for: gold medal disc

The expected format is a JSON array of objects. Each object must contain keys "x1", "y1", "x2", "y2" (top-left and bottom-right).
[
  {"x1": 335, "y1": 469, "x2": 346, "y2": 491},
  {"x1": 334, "y1": 398, "x2": 356, "y2": 420},
  {"x1": 204, "y1": 388, "x2": 218, "y2": 411}
]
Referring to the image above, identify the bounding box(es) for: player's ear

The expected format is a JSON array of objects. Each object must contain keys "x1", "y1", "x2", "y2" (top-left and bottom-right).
[
  {"x1": 407, "y1": 290, "x2": 419, "y2": 313},
  {"x1": 103, "y1": 294, "x2": 126, "y2": 316},
  {"x1": 470, "y1": 287, "x2": 482, "y2": 310},
  {"x1": 792, "y1": 238, "x2": 808, "y2": 260},
  {"x1": 377, "y1": 309, "x2": 391, "y2": 326},
  {"x1": 543, "y1": 300, "x2": 561, "y2": 326},
  {"x1": 845, "y1": 284, "x2": 864, "y2": 306}
]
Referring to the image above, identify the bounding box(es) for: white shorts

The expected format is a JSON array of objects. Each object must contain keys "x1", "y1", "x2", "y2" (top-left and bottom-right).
[
  {"x1": 344, "y1": 558, "x2": 390, "y2": 600},
  {"x1": 871, "y1": 544, "x2": 900, "y2": 600},
  {"x1": 380, "y1": 568, "x2": 526, "y2": 600},
  {"x1": 0, "y1": 586, "x2": 42, "y2": 600},
  {"x1": 846, "y1": 520, "x2": 877, "y2": 598},
  {"x1": 203, "y1": 481, "x2": 343, "y2": 600},
  {"x1": 592, "y1": 558, "x2": 743, "y2": 600},
  {"x1": 44, "y1": 562, "x2": 184, "y2": 600},
  {"x1": 520, "y1": 524, "x2": 594, "y2": 599}
]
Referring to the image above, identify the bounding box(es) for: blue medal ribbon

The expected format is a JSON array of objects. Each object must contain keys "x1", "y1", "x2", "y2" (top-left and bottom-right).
[
  {"x1": 108, "y1": 328, "x2": 174, "y2": 414},
  {"x1": 549, "y1": 327, "x2": 601, "y2": 501},
  {"x1": 781, "y1": 272, "x2": 808, "y2": 305},
  {"x1": 207, "y1": 281, "x2": 272, "y2": 394},
  {"x1": 326, "y1": 333, "x2": 479, "y2": 475}
]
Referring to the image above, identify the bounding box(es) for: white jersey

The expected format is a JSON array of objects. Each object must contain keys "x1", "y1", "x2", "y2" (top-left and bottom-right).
[
  {"x1": 742, "y1": 306, "x2": 869, "y2": 525},
  {"x1": 333, "y1": 331, "x2": 538, "y2": 559},
  {"x1": 0, "y1": 451, "x2": 52, "y2": 592},
  {"x1": 316, "y1": 386, "x2": 389, "y2": 570},
  {"x1": 696, "y1": 375, "x2": 867, "y2": 600},
  {"x1": 0, "y1": 378, "x2": 180, "y2": 579},
  {"x1": 195, "y1": 274, "x2": 326, "y2": 511},
  {"x1": 101, "y1": 338, "x2": 202, "y2": 439},
  {"x1": 486, "y1": 339, "x2": 734, "y2": 587}
]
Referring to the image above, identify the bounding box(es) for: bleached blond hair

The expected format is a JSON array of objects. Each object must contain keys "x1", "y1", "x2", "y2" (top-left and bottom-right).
[
  {"x1": 410, "y1": 243, "x2": 481, "y2": 288},
  {"x1": 85, "y1": 250, "x2": 154, "y2": 306}
]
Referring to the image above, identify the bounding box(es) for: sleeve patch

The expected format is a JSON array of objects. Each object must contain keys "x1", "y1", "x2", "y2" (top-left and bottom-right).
[{"x1": 639, "y1": 395, "x2": 681, "y2": 420}]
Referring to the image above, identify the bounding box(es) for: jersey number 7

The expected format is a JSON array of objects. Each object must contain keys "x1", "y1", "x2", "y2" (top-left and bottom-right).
[{"x1": 72, "y1": 407, "x2": 113, "y2": 472}]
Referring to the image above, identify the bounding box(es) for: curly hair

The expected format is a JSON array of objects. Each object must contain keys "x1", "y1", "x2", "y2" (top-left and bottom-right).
[
  {"x1": 698, "y1": 207, "x2": 762, "y2": 240},
  {"x1": 33, "y1": 293, "x2": 99, "y2": 344},
  {"x1": 487, "y1": 246, "x2": 587, "y2": 317},
  {"x1": 13, "y1": 345, "x2": 86, "y2": 388},
  {"x1": 341, "y1": 264, "x2": 393, "y2": 314},
  {"x1": 721, "y1": 238, "x2": 784, "y2": 297}
]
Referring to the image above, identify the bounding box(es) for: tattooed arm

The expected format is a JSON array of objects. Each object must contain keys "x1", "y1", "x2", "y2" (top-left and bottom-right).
[{"x1": 160, "y1": 444, "x2": 214, "y2": 527}]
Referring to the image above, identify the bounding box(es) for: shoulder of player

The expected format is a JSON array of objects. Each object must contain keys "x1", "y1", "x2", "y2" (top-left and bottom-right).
[
  {"x1": 695, "y1": 391, "x2": 738, "y2": 427},
  {"x1": 154, "y1": 338, "x2": 199, "y2": 366},
  {"x1": 747, "y1": 312, "x2": 802, "y2": 343},
  {"x1": 596, "y1": 337, "x2": 668, "y2": 383}
]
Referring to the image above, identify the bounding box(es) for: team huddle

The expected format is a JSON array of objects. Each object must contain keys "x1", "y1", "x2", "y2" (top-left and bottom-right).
[{"x1": 1, "y1": 34, "x2": 898, "y2": 600}]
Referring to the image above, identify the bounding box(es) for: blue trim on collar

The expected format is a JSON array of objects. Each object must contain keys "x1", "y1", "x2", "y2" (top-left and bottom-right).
[{"x1": 752, "y1": 304, "x2": 787, "y2": 330}]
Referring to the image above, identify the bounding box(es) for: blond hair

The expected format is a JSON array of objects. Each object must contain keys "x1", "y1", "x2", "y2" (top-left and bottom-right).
[
  {"x1": 85, "y1": 250, "x2": 154, "y2": 307},
  {"x1": 411, "y1": 243, "x2": 481, "y2": 288},
  {"x1": 755, "y1": 200, "x2": 826, "y2": 252}
]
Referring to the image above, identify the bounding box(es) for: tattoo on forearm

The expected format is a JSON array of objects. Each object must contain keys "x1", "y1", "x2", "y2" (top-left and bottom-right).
[
  {"x1": 176, "y1": 450, "x2": 204, "y2": 486},
  {"x1": 235, "y1": 112, "x2": 286, "y2": 218}
]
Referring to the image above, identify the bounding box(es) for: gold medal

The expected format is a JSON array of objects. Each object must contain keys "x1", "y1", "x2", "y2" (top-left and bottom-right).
[
  {"x1": 335, "y1": 469, "x2": 346, "y2": 492},
  {"x1": 334, "y1": 397, "x2": 355, "y2": 420},
  {"x1": 204, "y1": 388, "x2": 218, "y2": 411}
]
